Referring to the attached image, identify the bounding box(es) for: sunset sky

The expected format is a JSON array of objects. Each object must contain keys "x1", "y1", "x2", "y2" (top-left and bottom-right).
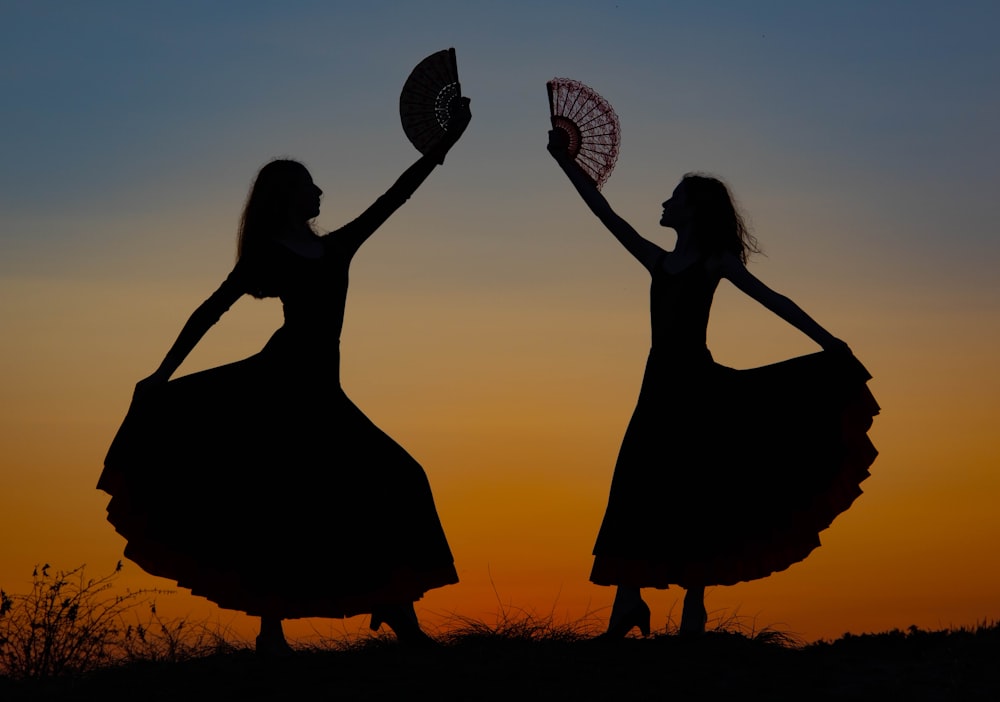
[{"x1": 2, "y1": 2, "x2": 998, "y2": 644}]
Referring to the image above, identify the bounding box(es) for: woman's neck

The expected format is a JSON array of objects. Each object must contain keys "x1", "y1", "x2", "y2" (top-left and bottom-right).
[
  {"x1": 662, "y1": 227, "x2": 705, "y2": 272},
  {"x1": 276, "y1": 224, "x2": 322, "y2": 258}
]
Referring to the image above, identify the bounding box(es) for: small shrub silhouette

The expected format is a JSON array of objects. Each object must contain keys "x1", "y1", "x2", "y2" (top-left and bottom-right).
[{"x1": 0, "y1": 561, "x2": 230, "y2": 680}]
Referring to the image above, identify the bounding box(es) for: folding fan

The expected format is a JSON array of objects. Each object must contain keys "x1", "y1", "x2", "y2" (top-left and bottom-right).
[
  {"x1": 400, "y1": 48, "x2": 464, "y2": 155},
  {"x1": 546, "y1": 78, "x2": 621, "y2": 189}
]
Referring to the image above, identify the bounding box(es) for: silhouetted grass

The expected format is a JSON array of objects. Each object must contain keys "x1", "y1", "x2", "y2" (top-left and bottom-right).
[
  {"x1": 2, "y1": 564, "x2": 998, "y2": 700},
  {"x1": 0, "y1": 563, "x2": 238, "y2": 681}
]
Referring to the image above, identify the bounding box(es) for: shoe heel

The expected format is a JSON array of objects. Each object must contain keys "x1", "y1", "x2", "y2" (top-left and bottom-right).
[{"x1": 598, "y1": 599, "x2": 651, "y2": 639}]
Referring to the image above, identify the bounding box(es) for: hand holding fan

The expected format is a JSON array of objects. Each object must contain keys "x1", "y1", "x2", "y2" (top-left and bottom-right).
[
  {"x1": 400, "y1": 48, "x2": 468, "y2": 157},
  {"x1": 546, "y1": 78, "x2": 620, "y2": 189}
]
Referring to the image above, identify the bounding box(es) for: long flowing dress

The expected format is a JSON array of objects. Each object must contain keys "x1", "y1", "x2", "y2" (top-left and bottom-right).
[
  {"x1": 589, "y1": 256, "x2": 879, "y2": 589},
  {"x1": 98, "y1": 164, "x2": 458, "y2": 619}
]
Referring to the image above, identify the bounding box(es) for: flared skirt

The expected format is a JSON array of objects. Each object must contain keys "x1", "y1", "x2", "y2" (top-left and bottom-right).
[
  {"x1": 98, "y1": 348, "x2": 457, "y2": 618},
  {"x1": 590, "y1": 350, "x2": 879, "y2": 588}
]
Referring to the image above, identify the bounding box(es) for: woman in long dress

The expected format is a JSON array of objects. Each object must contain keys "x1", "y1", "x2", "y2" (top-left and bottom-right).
[
  {"x1": 546, "y1": 128, "x2": 878, "y2": 636},
  {"x1": 99, "y1": 100, "x2": 471, "y2": 653}
]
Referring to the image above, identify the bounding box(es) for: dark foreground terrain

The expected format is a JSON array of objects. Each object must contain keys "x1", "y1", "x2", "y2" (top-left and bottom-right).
[{"x1": 3, "y1": 625, "x2": 999, "y2": 701}]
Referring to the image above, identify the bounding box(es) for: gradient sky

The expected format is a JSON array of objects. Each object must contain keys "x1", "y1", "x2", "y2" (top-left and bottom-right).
[{"x1": 2, "y1": 1, "x2": 998, "y2": 644}]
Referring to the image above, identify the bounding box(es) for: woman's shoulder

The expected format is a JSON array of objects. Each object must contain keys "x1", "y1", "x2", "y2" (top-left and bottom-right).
[
  {"x1": 318, "y1": 225, "x2": 365, "y2": 260},
  {"x1": 703, "y1": 250, "x2": 744, "y2": 277}
]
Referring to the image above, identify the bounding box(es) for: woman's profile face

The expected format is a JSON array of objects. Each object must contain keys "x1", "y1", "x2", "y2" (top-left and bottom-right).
[
  {"x1": 659, "y1": 181, "x2": 690, "y2": 229},
  {"x1": 288, "y1": 168, "x2": 323, "y2": 223}
]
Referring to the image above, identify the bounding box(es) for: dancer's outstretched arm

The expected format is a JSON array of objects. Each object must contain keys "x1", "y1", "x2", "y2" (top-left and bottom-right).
[
  {"x1": 717, "y1": 252, "x2": 850, "y2": 353},
  {"x1": 337, "y1": 99, "x2": 472, "y2": 255},
  {"x1": 546, "y1": 129, "x2": 663, "y2": 272},
  {"x1": 136, "y1": 270, "x2": 247, "y2": 394}
]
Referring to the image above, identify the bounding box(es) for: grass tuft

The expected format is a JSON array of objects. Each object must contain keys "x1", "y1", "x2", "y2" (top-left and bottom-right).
[{"x1": 436, "y1": 604, "x2": 598, "y2": 646}]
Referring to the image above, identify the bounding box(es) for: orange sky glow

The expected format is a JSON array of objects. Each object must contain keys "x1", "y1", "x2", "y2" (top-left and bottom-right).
[{"x1": 2, "y1": 3, "x2": 999, "y2": 646}]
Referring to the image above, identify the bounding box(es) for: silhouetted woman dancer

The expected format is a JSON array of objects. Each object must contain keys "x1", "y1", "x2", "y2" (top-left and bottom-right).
[
  {"x1": 547, "y1": 129, "x2": 878, "y2": 637},
  {"x1": 99, "y1": 101, "x2": 471, "y2": 654}
]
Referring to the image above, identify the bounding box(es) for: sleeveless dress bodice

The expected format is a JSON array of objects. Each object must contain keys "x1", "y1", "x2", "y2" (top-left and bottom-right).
[
  {"x1": 275, "y1": 245, "x2": 349, "y2": 346},
  {"x1": 648, "y1": 260, "x2": 719, "y2": 363}
]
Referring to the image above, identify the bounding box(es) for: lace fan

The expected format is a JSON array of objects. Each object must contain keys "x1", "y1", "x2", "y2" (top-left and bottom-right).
[
  {"x1": 547, "y1": 78, "x2": 621, "y2": 189},
  {"x1": 399, "y1": 48, "x2": 464, "y2": 155}
]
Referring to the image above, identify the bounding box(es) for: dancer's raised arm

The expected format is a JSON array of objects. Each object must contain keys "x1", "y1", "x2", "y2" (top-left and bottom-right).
[
  {"x1": 336, "y1": 98, "x2": 471, "y2": 255},
  {"x1": 546, "y1": 129, "x2": 663, "y2": 272}
]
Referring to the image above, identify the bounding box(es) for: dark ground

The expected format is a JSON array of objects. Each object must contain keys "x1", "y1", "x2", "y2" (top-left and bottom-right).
[{"x1": 3, "y1": 626, "x2": 999, "y2": 701}]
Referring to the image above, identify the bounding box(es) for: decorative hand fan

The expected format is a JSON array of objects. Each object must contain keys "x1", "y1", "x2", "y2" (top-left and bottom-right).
[
  {"x1": 400, "y1": 48, "x2": 464, "y2": 155},
  {"x1": 546, "y1": 78, "x2": 621, "y2": 189}
]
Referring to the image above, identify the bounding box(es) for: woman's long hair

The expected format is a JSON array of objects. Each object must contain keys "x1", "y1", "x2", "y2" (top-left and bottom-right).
[
  {"x1": 236, "y1": 159, "x2": 311, "y2": 298},
  {"x1": 682, "y1": 173, "x2": 760, "y2": 264},
  {"x1": 237, "y1": 158, "x2": 311, "y2": 259}
]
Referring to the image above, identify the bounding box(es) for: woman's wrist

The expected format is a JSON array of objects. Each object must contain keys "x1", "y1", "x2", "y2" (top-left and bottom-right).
[{"x1": 427, "y1": 144, "x2": 448, "y2": 165}]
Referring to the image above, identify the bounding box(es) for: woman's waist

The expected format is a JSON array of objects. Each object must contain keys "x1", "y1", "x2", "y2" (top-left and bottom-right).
[
  {"x1": 648, "y1": 342, "x2": 713, "y2": 364},
  {"x1": 263, "y1": 324, "x2": 342, "y2": 355}
]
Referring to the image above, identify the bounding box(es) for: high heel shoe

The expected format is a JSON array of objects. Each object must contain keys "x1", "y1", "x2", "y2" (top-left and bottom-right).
[
  {"x1": 370, "y1": 605, "x2": 439, "y2": 647},
  {"x1": 596, "y1": 599, "x2": 651, "y2": 640}
]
